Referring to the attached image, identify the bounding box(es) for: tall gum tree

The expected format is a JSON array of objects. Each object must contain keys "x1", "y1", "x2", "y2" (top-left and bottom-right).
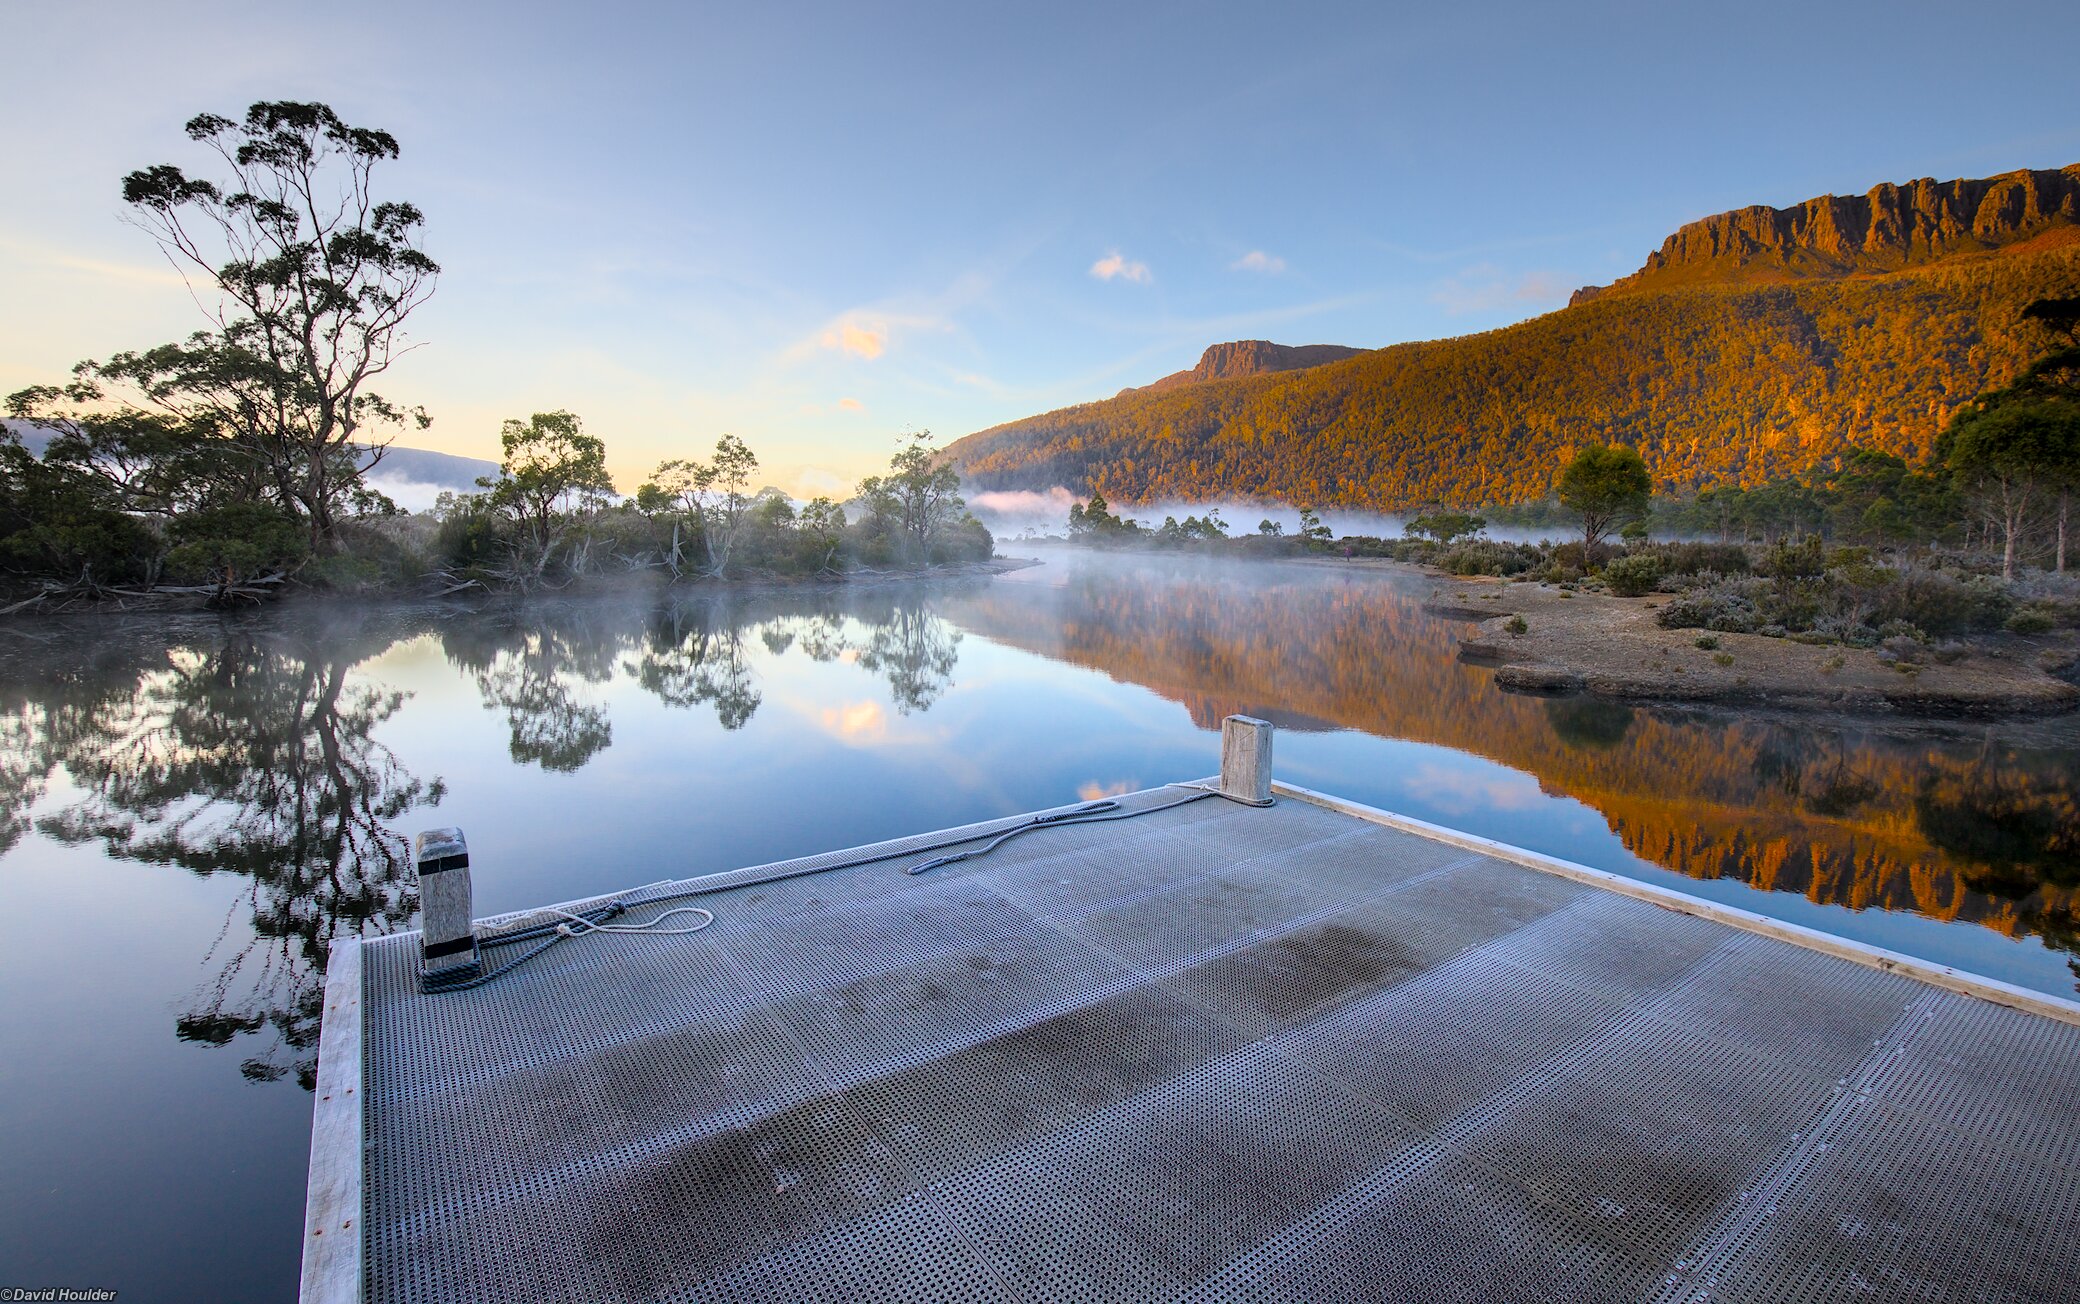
[{"x1": 92, "y1": 102, "x2": 437, "y2": 550}]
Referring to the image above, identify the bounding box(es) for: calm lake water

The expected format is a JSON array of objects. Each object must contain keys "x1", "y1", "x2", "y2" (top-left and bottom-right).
[{"x1": 3, "y1": 546, "x2": 2077, "y2": 1300}]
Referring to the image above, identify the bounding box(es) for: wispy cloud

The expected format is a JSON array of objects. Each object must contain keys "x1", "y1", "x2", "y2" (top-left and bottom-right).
[
  {"x1": 0, "y1": 234, "x2": 194, "y2": 292},
  {"x1": 836, "y1": 396, "x2": 865, "y2": 411},
  {"x1": 1089, "y1": 251, "x2": 1152, "y2": 284},
  {"x1": 1401, "y1": 761, "x2": 1546, "y2": 815},
  {"x1": 1429, "y1": 264, "x2": 1570, "y2": 316},
  {"x1": 819, "y1": 320, "x2": 887, "y2": 359},
  {"x1": 1230, "y1": 250, "x2": 1286, "y2": 274}
]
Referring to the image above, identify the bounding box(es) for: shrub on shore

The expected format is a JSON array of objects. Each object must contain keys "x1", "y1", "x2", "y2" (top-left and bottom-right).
[
  {"x1": 1435, "y1": 539, "x2": 1540, "y2": 576},
  {"x1": 1652, "y1": 556, "x2": 2017, "y2": 645},
  {"x1": 1601, "y1": 552, "x2": 1665, "y2": 596}
]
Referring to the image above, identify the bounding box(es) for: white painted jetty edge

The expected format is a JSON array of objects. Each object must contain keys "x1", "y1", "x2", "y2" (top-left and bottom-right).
[
  {"x1": 1275, "y1": 780, "x2": 2080, "y2": 1029},
  {"x1": 300, "y1": 935, "x2": 364, "y2": 1304}
]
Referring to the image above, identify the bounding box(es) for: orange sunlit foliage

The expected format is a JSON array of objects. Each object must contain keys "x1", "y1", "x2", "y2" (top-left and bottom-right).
[{"x1": 948, "y1": 248, "x2": 2080, "y2": 507}]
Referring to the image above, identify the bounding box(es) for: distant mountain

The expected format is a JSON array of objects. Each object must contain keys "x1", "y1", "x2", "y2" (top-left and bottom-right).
[
  {"x1": 945, "y1": 163, "x2": 2080, "y2": 508},
  {"x1": 1, "y1": 419, "x2": 55, "y2": 456},
  {"x1": 1124, "y1": 340, "x2": 1367, "y2": 395},
  {"x1": 357, "y1": 446, "x2": 499, "y2": 489},
  {"x1": 1571, "y1": 164, "x2": 2080, "y2": 304}
]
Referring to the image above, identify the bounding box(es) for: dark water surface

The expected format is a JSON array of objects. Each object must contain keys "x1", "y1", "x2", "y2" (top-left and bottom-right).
[{"x1": 2, "y1": 546, "x2": 2076, "y2": 1300}]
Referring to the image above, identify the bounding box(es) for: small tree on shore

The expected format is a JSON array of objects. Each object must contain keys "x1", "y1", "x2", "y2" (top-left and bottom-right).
[
  {"x1": 1941, "y1": 397, "x2": 2080, "y2": 578},
  {"x1": 640, "y1": 434, "x2": 760, "y2": 577},
  {"x1": 1404, "y1": 511, "x2": 1486, "y2": 544},
  {"x1": 1557, "y1": 443, "x2": 1651, "y2": 557},
  {"x1": 798, "y1": 497, "x2": 846, "y2": 572},
  {"x1": 481, "y1": 411, "x2": 614, "y2": 581},
  {"x1": 859, "y1": 430, "x2": 965, "y2": 562},
  {"x1": 1939, "y1": 318, "x2": 2080, "y2": 577}
]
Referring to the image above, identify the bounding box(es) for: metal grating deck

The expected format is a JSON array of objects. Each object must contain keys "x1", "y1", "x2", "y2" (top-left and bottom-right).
[{"x1": 343, "y1": 787, "x2": 2080, "y2": 1303}]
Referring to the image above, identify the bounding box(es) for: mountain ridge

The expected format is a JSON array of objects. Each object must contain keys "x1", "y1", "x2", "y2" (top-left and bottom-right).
[
  {"x1": 1125, "y1": 340, "x2": 1368, "y2": 395},
  {"x1": 1571, "y1": 163, "x2": 2080, "y2": 304},
  {"x1": 945, "y1": 162, "x2": 2080, "y2": 509}
]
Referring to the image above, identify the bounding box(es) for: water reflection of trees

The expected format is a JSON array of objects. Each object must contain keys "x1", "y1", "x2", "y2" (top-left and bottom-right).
[
  {"x1": 628, "y1": 602, "x2": 762, "y2": 729},
  {"x1": 854, "y1": 595, "x2": 961, "y2": 714},
  {"x1": 0, "y1": 591, "x2": 980, "y2": 1088},
  {"x1": 4, "y1": 615, "x2": 442, "y2": 1087},
  {"x1": 443, "y1": 607, "x2": 621, "y2": 771},
  {"x1": 618, "y1": 591, "x2": 964, "y2": 725},
  {"x1": 944, "y1": 564, "x2": 2080, "y2": 985}
]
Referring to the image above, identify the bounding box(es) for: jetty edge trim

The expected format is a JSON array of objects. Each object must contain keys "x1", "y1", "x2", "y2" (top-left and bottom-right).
[
  {"x1": 300, "y1": 936, "x2": 365, "y2": 1304},
  {"x1": 1274, "y1": 780, "x2": 2080, "y2": 1029}
]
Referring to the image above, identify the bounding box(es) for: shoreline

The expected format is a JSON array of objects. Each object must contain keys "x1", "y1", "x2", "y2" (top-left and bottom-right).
[
  {"x1": 0, "y1": 557, "x2": 1041, "y2": 623},
  {"x1": 1287, "y1": 555, "x2": 2080, "y2": 716}
]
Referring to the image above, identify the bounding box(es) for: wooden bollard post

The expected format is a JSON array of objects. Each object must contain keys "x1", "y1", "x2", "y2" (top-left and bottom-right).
[
  {"x1": 416, "y1": 827, "x2": 479, "y2": 979},
  {"x1": 1220, "y1": 715, "x2": 1274, "y2": 805}
]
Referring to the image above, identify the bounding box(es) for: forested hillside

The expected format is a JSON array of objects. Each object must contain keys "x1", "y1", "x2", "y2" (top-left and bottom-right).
[{"x1": 946, "y1": 166, "x2": 2080, "y2": 508}]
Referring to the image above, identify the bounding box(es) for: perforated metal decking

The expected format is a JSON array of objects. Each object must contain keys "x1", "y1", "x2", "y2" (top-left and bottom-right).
[{"x1": 353, "y1": 790, "x2": 2080, "y2": 1303}]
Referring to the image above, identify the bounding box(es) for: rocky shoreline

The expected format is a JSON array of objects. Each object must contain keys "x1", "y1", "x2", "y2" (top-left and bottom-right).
[
  {"x1": 1284, "y1": 555, "x2": 2079, "y2": 716},
  {"x1": 1445, "y1": 576, "x2": 2079, "y2": 716}
]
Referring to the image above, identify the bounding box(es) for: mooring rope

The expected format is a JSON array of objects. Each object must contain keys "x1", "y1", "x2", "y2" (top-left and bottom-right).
[{"x1": 421, "y1": 784, "x2": 1269, "y2": 993}]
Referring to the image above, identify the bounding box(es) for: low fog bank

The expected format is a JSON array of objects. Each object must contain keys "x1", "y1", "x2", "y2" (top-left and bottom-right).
[
  {"x1": 362, "y1": 475, "x2": 453, "y2": 514},
  {"x1": 966, "y1": 486, "x2": 1563, "y2": 544}
]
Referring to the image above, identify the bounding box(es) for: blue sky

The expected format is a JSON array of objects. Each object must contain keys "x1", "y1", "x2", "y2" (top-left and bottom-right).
[{"x1": 6, "y1": 0, "x2": 2078, "y2": 495}]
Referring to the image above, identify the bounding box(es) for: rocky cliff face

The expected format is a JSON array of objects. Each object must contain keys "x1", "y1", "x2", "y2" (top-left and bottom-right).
[
  {"x1": 1572, "y1": 163, "x2": 2080, "y2": 305},
  {"x1": 1126, "y1": 340, "x2": 1366, "y2": 394}
]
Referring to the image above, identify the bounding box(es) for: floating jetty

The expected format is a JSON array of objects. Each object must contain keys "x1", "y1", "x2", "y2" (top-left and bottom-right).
[{"x1": 304, "y1": 718, "x2": 2080, "y2": 1303}]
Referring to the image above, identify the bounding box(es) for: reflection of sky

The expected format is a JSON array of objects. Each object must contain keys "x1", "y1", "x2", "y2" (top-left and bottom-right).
[{"x1": 356, "y1": 578, "x2": 2080, "y2": 999}]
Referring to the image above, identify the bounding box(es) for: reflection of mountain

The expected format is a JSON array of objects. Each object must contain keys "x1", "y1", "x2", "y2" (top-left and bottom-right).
[{"x1": 942, "y1": 564, "x2": 2080, "y2": 972}]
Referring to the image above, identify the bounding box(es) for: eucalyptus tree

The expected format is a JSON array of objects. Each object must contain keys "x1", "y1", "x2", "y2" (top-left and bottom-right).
[
  {"x1": 641, "y1": 434, "x2": 760, "y2": 576},
  {"x1": 1557, "y1": 443, "x2": 1652, "y2": 556},
  {"x1": 859, "y1": 430, "x2": 965, "y2": 561},
  {"x1": 798, "y1": 497, "x2": 847, "y2": 572},
  {"x1": 482, "y1": 410, "x2": 615, "y2": 580},
  {"x1": 1940, "y1": 320, "x2": 2080, "y2": 576},
  {"x1": 19, "y1": 101, "x2": 438, "y2": 551}
]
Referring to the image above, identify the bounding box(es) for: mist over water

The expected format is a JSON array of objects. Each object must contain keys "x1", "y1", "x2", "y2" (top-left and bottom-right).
[
  {"x1": 969, "y1": 489, "x2": 1559, "y2": 543},
  {"x1": 2, "y1": 548, "x2": 2077, "y2": 1299}
]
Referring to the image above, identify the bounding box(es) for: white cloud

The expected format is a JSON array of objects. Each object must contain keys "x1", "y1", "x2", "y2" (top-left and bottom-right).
[
  {"x1": 967, "y1": 486, "x2": 1078, "y2": 535},
  {"x1": 1089, "y1": 251, "x2": 1152, "y2": 284},
  {"x1": 1231, "y1": 250, "x2": 1286, "y2": 274}
]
